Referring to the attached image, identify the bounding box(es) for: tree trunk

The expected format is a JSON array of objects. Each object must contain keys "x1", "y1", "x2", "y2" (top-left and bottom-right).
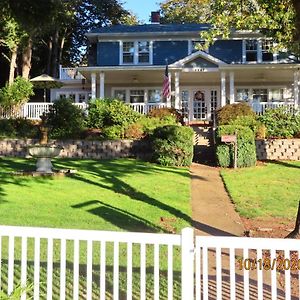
[
  {"x1": 9, "y1": 46, "x2": 18, "y2": 85},
  {"x1": 51, "y1": 28, "x2": 59, "y2": 78},
  {"x1": 293, "y1": 0, "x2": 300, "y2": 41},
  {"x1": 22, "y1": 37, "x2": 33, "y2": 79},
  {"x1": 46, "y1": 38, "x2": 53, "y2": 75},
  {"x1": 286, "y1": 200, "x2": 300, "y2": 239}
]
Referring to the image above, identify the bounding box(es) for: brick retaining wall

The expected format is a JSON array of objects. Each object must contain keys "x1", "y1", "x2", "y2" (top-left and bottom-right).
[
  {"x1": 256, "y1": 139, "x2": 300, "y2": 161},
  {"x1": 0, "y1": 139, "x2": 151, "y2": 160}
]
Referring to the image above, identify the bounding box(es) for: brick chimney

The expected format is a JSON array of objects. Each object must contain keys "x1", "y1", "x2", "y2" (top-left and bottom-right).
[{"x1": 151, "y1": 11, "x2": 160, "y2": 24}]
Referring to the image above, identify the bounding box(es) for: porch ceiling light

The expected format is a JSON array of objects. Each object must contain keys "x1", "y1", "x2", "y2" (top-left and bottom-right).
[{"x1": 132, "y1": 76, "x2": 139, "y2": 83}]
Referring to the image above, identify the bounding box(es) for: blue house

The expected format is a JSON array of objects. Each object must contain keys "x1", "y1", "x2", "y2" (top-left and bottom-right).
[{"x1": 52, "y1": 12, "x2": 300, "y2": 122}]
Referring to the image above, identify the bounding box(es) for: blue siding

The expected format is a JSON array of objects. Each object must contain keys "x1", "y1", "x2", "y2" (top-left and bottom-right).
[
  {"x1": 97, "y1": 42, "x2": 119, "y2": 66},
  {"x1": 153, "y1": 41, "x2": 188, "y2": 65},
  {"x1": 209, "y1": 40, "x2": 243, "y2": 63}
]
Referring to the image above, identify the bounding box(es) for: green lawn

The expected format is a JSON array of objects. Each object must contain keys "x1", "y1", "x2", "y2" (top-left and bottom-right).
[
  {"x1": 0, "y1": 157, "x2": 191, "y2": 232},
  {"x1": 0, "y1": 157, "x2": 190, "y2": 298},
  {"x1": 221, "y1": 161, "x2": 300, "y2": 219}
]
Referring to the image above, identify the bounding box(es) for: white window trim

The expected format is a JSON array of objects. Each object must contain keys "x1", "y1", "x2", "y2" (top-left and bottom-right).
[
  {"x1": 119, "y1": 41, "x2": 153, "y2": 65},
  {"x1": 55, "y1": 91, "x2": 89, "y2": 103},
  {"x1": 243, "y1": 39, "x2": 276, "y2": 64},
  {"x1": 235, "y1": 86, "x2": 291, "y2": 103},
  {"x1": 188, "y1": 40, "x2": 208, "y2": 55},
  {"x1": 112, "y1": 87, "x2": 164, "y2": 103}
]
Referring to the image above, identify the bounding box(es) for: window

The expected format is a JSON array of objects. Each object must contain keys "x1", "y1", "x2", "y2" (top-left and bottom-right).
[
  {"x1": 114, "y1": 90, "x2": 126, "y2": 102},
  {"x1": 78, "y1": 94, "x2": 86, "y2": 103},
  {"x1": 148, "y1": 89, "x2": 161, "y2": 103},
  {"x1": 130, "y1": 90, "x2": 144, "y2": 103},
  {"x1": 122, "y1": 42, "x2": 134, "y2": 64},
  {"x1": 59, "y1": 94, "x2": 67, "y2": 100},
  {"x1": 189, "y1": 40, "x2": 206, "y2": 54},
  {"x1": 253, "y1": 89, "x2": 268, "y2": 102},
  {"x1": 236, "y1": 89, "x2": 250, "y2": 102},
  {"x1": 246, "y1": 40, "x2": 258, "y2": 62},
  {"x1": 181, "y1": 90, "x2": 189, "y2": 117},
  {"x1": 68, "y1": 94, "x2": 76, "y2": 102},
  {"x1": 121, "y1": 41, "x2": 152, "y2": 65},
  {"x1": 262, "y1": 40, "x2": 273, "y2": 62},
  {"x1": 269, "y1": 88, "x2": 284, "y2": 101},
  {"x1": 138, "y1": 41, "x2": 150, "y2": 63}
]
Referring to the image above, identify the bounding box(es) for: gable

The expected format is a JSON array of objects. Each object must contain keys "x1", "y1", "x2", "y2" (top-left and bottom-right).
[{"x1": 184, "y1": 57, "x2": 218, "y2": 68}]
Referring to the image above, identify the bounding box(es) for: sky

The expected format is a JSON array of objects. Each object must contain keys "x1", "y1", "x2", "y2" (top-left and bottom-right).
[{"x1": 123, "y1": 0, "x2": 161, "y2": 23}]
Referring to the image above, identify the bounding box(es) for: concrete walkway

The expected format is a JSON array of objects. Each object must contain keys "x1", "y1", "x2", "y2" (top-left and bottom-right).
[{"x1": 191, "y1": 163, "x2": 244, "y2": 237}]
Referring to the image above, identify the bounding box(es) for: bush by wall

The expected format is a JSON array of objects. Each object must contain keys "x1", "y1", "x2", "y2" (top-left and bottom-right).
[
  {"x1": 44, "y1": 98, "x2": 86, "y2": 139},
  {"x1": 216, "y1": 103, "x2": 256, "y2": 125},
  {"x1": 147, "y1": 107, "x2": 183, "y2": 123},
  {"x1": 0, "y1": 118, "x2": 38, "y2": 138},
  {"x1": 151, "y1": 125, "x2": 194, "y2": 166},
  {"x1": 258, "y1": 107, "x2": 300, "y2": 138},
  {"x1": 216, "y1": 125, "x2": 256, "y2": 168}
]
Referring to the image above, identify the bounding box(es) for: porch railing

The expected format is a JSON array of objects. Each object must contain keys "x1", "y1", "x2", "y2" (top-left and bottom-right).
[
  {"x1": 0, "y1": 225, "x2": 298, "y2": 299},
  {"x1": 0, "y1": 102, "x2": 167, "y2": 120},
  {"x1": 251, "y1": 101, "x2": 296, "y2": 115}
]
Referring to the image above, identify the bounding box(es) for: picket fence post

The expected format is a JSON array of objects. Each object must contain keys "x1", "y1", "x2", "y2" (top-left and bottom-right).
[{"x1": 181, "y1": 227, "x2": 194, "y2": 300}]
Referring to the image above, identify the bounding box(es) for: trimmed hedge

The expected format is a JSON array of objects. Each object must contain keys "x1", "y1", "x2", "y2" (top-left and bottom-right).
[
  {"x1": 216, "y1": 125, "x2": 256, "y2": 168},
  {"x1": 151, "y1": 125, "x2": 194, "y2": 166}
]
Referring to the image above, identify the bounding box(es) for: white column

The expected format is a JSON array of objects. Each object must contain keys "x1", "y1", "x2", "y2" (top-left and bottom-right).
[
  {"x1": 229, "y1": 72, "x2": 235, "y2": 104},
  {"x1": 294, "y1": 70, "x2": 299, "y2": 109},
  {"x1": 174, "y1": 72, "x2": 180, "y2": 109},
  {"x1": 91, "y1": 73, "x2": 96, "y2": 99},
  {"x1": 221, "y1": 71, "x2": 226, "y2": 107},
  {"x1": 99, "y1": 72, "x2": 105, "y2": 99},
  {"x1": 167, "y1": 72, "x2": 172, "y2": 107}
]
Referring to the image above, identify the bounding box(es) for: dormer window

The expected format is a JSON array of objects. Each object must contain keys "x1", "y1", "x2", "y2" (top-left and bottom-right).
[
  {"x1": 246, "y1": 40, "x2": 258, "y2": 62},
  {"x1": 120, "y1": 41, "x2": 153, "y2": 65},
  {"x1": 188, "y1": 40, "x2": 206, "y2": 54},
  {"x1": 244, "y1": 39, "x2": 274, "y2": 63}
]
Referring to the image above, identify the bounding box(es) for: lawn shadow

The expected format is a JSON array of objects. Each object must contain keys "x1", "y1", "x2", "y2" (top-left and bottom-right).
[
  {"x1": 58, "y1": 159, "x2": 192, "y2": 226},
  {"x1": 193, "y1": 220, "x2": 237, "y2": 236},
  {"x1": 72, "y1": 200, "x2": 168, "y2": 232},
  {"x1": 266, "y1": 159, "x2": 300, "y2": 169}
]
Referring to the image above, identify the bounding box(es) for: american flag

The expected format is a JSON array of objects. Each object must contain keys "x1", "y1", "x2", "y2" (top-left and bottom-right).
[{"x1": 162, "y1": 64, "x2": 171, "y2": 99}]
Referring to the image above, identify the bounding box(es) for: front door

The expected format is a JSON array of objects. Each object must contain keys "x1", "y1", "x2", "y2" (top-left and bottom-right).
[{"x1": 192, "y1": 90, "x2": 206, "y2": 120}]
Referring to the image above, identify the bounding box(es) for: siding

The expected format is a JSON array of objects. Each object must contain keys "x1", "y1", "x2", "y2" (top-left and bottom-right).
[
  {"x1": 209, "y1": 40, "x2": 243, "y2": 63},
  {"x1": 88, "y1": 43, "x2": 97, "y2": 66},
  {"x1": 97, "y1": 42, "x2": 119, "y2": 66},
  {"x1": 153, "y1": 41, "x2": 188, "y2": 65}
]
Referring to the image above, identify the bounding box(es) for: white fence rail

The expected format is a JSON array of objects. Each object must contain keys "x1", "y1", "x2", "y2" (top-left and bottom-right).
[
  {"x1": 0, "y1": 225, "x2": 299, "y2": 299},
  {"x1": 251, "y1": 102, "x2": 296, "y2": 115},
  {"x1": 0, "y1": 102, "x2": 166, "y2": 120}
]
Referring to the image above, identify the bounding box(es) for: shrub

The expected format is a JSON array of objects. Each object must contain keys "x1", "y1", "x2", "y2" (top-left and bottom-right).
[
  {"x1": 147, "y1": 107, "x2": 183, "y2": 123},
  {"x1": 102, "y1": 125, "x2": 125, "y2": 140},
  {"x1": 0, "y1": 118, "x2": 38, "y2": 138},
  {"x1": 44, "y1": 98, "x2": 86, "y2": 139},
  {"x1": 151, "y1": 125, "x2": 194, "y2": 166},
  {"x1": 216, "y1": 103, "x2": 256, "y2": 125},
  {"x1": 87, "y1": 98, "x2": 141, "y2": 129},
  {"x1": 0, "y1": 77, "x2": 34, "y2": 112},
  {"x1": 216, "y1": 125, "x2": 256, "y2": 168},
  {"x1": 258, "y1": 107, "x2": 300, "y2": 138},
  {"x1": 124, "y1": 123, "x2": 144, "y2": 139}
]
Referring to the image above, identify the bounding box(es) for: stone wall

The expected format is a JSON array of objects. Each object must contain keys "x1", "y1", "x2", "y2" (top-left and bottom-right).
[
  {"x1": 256, "y1": 139, "x2": 300, "y2": 161},
  {"x1": 0, "y1": 139, "x2": 151, "y2": 160}
]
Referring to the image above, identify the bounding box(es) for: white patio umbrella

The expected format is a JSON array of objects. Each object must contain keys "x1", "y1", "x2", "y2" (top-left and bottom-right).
[{"x1": 30, "y1": 74, "x2": 63, "y2": 102}]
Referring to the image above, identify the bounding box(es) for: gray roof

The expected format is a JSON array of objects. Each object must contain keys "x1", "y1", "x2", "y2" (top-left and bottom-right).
[{"x1": 88, "y1": 23, "x2": 210, "y2": 34}]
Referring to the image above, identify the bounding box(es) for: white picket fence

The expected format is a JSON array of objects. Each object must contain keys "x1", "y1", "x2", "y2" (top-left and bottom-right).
[{"x1": 0, "y1": 225, "x2": 299, "y2": 299}]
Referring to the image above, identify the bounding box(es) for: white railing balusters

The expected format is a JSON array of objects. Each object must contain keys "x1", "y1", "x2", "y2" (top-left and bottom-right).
[
  {"x1": 257, "y1": 248, "x2": 263, "y2": 300},
  {"x1": 126, "y1": 242, "x2": 132, "y2": 300},
  {"x1": 140, "y1": 243, "x2": 146, "y2": 300},
  {"x1": 73, "y1": 239, "x2": 79, "y2": 300},
  {"x1": 243, "y1": 248, "x2": 250, "y2": 300},
  {"x1": 113, "y1": 241, "x2": 119, "y2": 300},
  {"x1": 216, "y1": 247, "x2": 222, "y2": 300},
  {"x1": 86, "y1": 240, "x2": 93, "y2": 300},
  {"x1": 47, "y1": 238, "x2": 53, "y2": 300},
  {"x1": 270, "y1": 248, "x2": 277, "y2": 300},
  {"x1": 100, "y1": 241, "x2": 106, "y2": 300},
  {"x1": 284, "y1": 249, "x2": 291, "y2": 300},
  {"x1": 195, "y1": 243, "x2": 201, "y2": 300},
  {"x1": 154, "y1": 243, "x2": 160, "y2": 300},
  {"x1": 229, "y1": 247, "x2": 235, "y2": 300},
  {"x1": 34, "y1": 237, "x2": 40, "y2": 300},
  {"x1": 167, "y1": 244, "x2": 173, "y2": 300},
  {"x1": 21, "y1": 237, "x2": 27, "y2": 300},
  {"x1": 202, "y1": 246, "x2": 208, "y2": 300},
  {"x1": 60, "y1": 239, "x2": 66, "y2": 300},
  {"x1": 8, "y1": 235, "x2": 14, "y2": 295}
]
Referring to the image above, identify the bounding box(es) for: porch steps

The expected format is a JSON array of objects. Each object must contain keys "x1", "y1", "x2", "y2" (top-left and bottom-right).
[{"x1": 189, "y1": 124, "x2": 215, "y2": 165}]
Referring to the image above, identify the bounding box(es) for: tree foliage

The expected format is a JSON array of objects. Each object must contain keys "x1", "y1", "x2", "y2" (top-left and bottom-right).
[{"x1": 160, "y1": 0, "x2": 299, "y2": 55}]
